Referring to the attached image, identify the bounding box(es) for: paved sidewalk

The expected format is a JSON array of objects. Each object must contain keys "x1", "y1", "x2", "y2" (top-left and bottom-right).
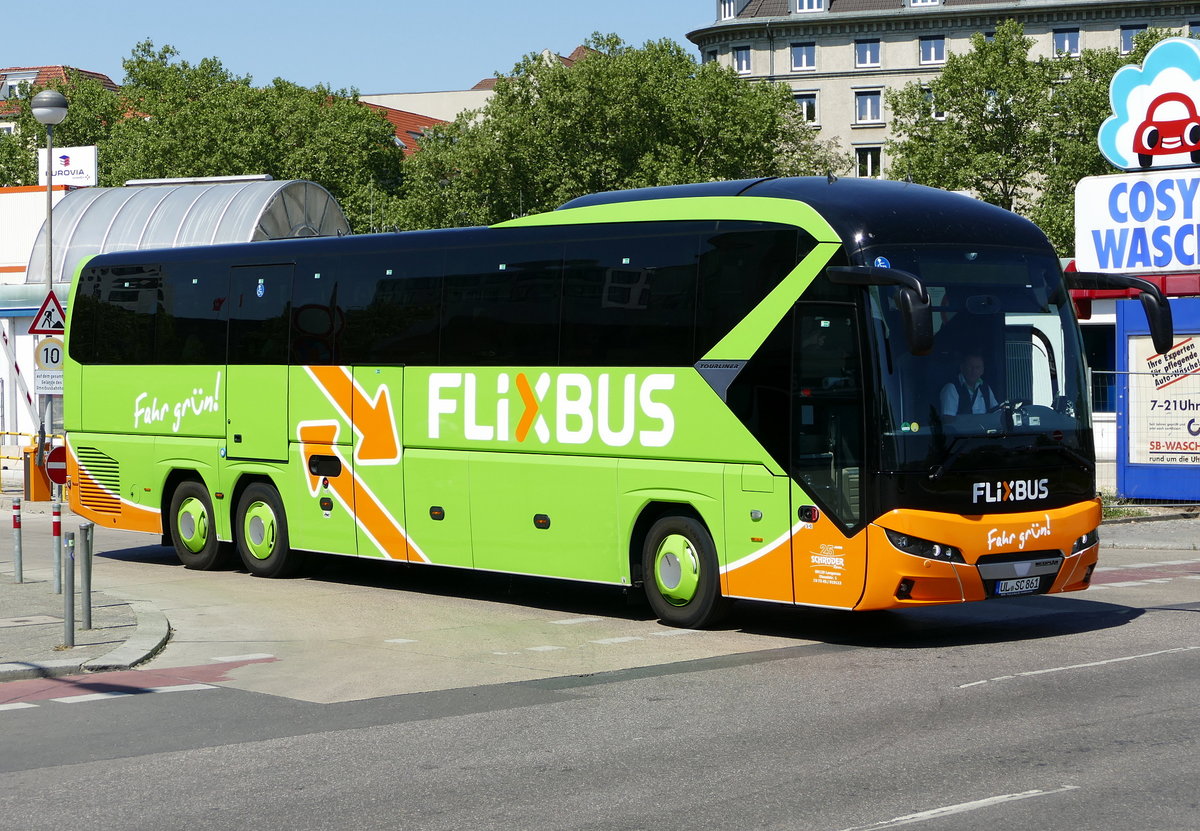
[{"x1": 0, "y1": 495, "x2": 169, "y2": 682}]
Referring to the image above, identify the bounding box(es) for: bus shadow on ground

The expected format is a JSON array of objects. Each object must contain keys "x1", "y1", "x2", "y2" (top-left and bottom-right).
[
  {"x1": 733, "y1": 594, "x2": 1144, "y2": 648},
  {"x1": 97, "y1": 544, "x2": 1145, "y2": 647}
]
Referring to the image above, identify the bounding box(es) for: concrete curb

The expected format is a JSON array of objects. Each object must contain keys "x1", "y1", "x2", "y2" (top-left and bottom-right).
[{"x1": 0, "y1": 600, "x2": 171, "y2": 682}]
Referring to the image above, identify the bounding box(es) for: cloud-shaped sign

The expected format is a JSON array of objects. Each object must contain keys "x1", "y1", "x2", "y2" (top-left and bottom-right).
[{"x1": 1099, "y1": 38, "x2": 1200, "y2": 171}]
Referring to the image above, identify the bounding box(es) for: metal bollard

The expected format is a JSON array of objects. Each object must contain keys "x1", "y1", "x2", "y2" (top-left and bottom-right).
[
  {"x1": 63, "y1": 531, "x2": 75, "y2": 648},
  {"x1": 11, "y1": 498, "x2": 22, "y2": 584},
  {"x1": 52, "y1": 501, "x2": 62, "y2": 594},
  {"x1": 80, "y1": 522, "x2": 94, "y2": 630}
]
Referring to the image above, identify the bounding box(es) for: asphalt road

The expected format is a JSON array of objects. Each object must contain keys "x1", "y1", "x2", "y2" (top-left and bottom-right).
[{"x1": 0, "y1": 518, "x2": 1197, "y2": 831}]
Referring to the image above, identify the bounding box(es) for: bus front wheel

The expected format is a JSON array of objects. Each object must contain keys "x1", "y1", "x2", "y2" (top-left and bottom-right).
[
  {"x1": 169, "y1": 481, "x2": 230, "y2": 570},
  {"x1": 235, "y1": 483, "x2": 305, "y2": 578},
  {"x1": 641, "y1": 516, "x2": 727, "y2": 628}
]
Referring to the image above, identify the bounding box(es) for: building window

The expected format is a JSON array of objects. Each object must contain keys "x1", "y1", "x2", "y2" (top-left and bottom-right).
[
  {"x1": 0, "y1": 124, "x2": 13, "y2": 134},
  {"x1": 791, "y1": 42, "x2": 816, "y2": 71},
  {"x1": 797, "y1": 0, "x2": 825, "y2": 11},
  {"x1": 734, "y1": 46, "x2": 752, "y2": 74},
  {"x1": 705, "y1": 50, "x2": 718, "y2": 64},
  {"x1": 1121, "y1": 25, "x2": 1147, "y2": 55},
  {"x1": 1053, "y1": 29, "x2": 1080, "y2": 57},
  {"x1": 855, "y1": 91, "x2": 883, "y2": 124},
  {"x1": 924, "y1": 88, "x2": 945, "y2": 120},
  {"x1": 719, "y1": 0, "x2": 736, "y2": 20},
  {"x1": 856, "y1": 147, "x2": 882, "y2": 178},
  {"x1": 1192, "y1": 21, "x2": 1200, "y2": 38},
  {"x1": 919, "y1": 36, "x2": 945, "y2": 65},
  {"x1": 855, "y1": 39, "x2": 881, "y2": 68},
  {"x1": 794, "y1": 93, "x2": 818, "y2": 123},
  {"x1": 910, "y1": 0, "x2": 939, "y2": 5}
]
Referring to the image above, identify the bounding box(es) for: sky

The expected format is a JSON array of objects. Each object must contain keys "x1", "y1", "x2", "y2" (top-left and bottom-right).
[{"x1": 9, "y1": 0, "x2": 714, "y2": 94}]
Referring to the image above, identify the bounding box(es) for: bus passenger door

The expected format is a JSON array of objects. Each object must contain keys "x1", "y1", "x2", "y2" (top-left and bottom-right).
[
  {"x1": 790, "y1": 302, "x2": 869, "y2": 608},
  {"x1": 350, "y1": 366, "x2": 411, "y2": 562},
  {"x1": 226, "y1": 264, "x2": 292, "y2": 462}
]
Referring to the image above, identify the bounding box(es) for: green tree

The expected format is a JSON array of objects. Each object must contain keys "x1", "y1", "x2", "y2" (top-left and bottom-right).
[
  {"x1": 1030, "y1": 29, "x2": 1175, "y2": 253},
  {"x1": 1, "y1": 41, "x2": 405, "y2": 233},
  {"x1": 888, "y1": 22, "x2": 1180, "y2": 255},
  {"x1": 397, "y1": 34, "x2": 848, "y2": 229},
  {"x1": 886, "y1": 20, "x2": 1055, "y2": 212},
  {"x1": 103, "y1": 42, "x2": 404, "y2": 232},
  {"x1": 0, "y1": 69, "x2": 123, "y2": 185}
]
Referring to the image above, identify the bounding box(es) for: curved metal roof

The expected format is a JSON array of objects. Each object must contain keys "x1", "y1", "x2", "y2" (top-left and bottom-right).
[{"x1": 24, "y1": 178, "x2": 349, "y2": 296}]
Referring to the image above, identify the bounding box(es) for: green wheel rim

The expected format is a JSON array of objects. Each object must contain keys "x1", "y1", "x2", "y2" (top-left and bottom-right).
[
  {"x1": 243, "y1": 501, "x2": 277, "y2": 561},
  {"x1": 177, "y1": 496, "x2": 210, "y2": 554},
  {"x1": 653, "y1": 533, "x2": 700, "y2": 606}
]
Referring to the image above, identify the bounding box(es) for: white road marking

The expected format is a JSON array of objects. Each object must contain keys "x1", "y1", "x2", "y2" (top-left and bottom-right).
[
  {"x1": 385, "y1": 639, "x2": 417, "y2": 644},
  {"x1": 0, "y1": 702, "x2": 38, "y2": 711},
  {"x1": 210, "y1": 653, "x2": 275, "y2": 662},
  {"x1": 550, "y1": 617, "x2": 603, "y2": 625},
  {"x1": 147, "y1": 684, "x2": 216, "y2": 694},
  {"x1": 837, "y1": 786, "x2": 1080, "y2": 830},
  {"x1": 525, "y1": 645, "x2": 566, "y2": 652},
  {"x1": 52, "y1": 691, "x2": 134, "y2": 703},
  {"x1": 51, "y1": 683, "x2": 216, "y2": 704},
  {"x1": 590, "y1": 636, "x2": 644, "y2": 645},
  {"x1": 959, "y1": 647, "x2": 1200, "y2": 688},
  {"x1": 652, "y1": 629, "x2": 703, "y2": 637}
]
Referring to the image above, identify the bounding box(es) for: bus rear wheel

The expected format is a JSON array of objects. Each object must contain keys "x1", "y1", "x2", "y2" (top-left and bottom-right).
[
  {"x1": 235, "y1": 483, "x2": 305, "y2": 578},
  {"x1": 169, "y1": 481, "x2": 230, "y2": 570},
  {"x1": 641, "y1": 516, "x2": 727, "y2": 628}
]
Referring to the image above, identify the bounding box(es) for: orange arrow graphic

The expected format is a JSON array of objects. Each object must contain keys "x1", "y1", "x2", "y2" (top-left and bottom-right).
[
  {"x1": 306, "y1": 366, "x2": 400, "y2": 463},
  {"x1": 298, "y1": 421, "x2": 421, "y2": 562}
]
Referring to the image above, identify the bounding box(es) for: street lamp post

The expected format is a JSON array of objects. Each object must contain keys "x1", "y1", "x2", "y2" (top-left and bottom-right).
[
  {"x1": 31, "y1": 90, "x2": 68, "y2": 293},
  {"x1": 30, "y1": 89, "x2": 68, "y2": 471}
]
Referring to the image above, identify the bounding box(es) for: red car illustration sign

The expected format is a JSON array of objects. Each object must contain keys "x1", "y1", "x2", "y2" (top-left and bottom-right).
[{"x1": 1134, "y1": 91, "x2": 1200, "y2": 168}]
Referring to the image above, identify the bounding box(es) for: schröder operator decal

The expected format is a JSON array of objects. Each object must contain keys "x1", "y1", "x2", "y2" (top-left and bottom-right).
[{"x1": 425, "y1": 370, "x2": 676, "y2": 448}]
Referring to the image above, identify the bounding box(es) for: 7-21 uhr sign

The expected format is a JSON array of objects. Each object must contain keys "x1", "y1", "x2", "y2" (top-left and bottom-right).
[{"x1": 1129, "y1": 336, "x2": 1200, "y2": 464}]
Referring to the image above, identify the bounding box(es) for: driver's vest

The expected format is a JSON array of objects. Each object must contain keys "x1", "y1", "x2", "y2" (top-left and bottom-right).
[{"x1": 955, "y1": 379, "x2": 984, "y2": 415}]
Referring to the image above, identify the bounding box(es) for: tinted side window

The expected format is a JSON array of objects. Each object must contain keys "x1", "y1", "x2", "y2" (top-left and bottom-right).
[
  {"x1": 69, "y1": 265, "x2": 159, "y2": 365},
  {"x1": 561, "y1": 229, "x2": 700, "y2": 366},
  {"x1": 697, "y1": 225, "x2": 810, "y2": 356},
  {"x1": 155, "y1": 260, "x2": 228, "y2": 364},
  {"x1": 338, "y1": 249, "x2": 445, "y2": 365},
  {"x1": 228, "y1": 264, "x2": 291, "y2": 365},
  {"x1": 441, "y1": 242, "x2": 563, "y2": 366}
]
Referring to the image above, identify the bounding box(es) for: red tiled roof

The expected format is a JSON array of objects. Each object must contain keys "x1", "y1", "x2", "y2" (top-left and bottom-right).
[
  {"x1": 0, "y1": 65, "x2": 120, "y2": 118},
  {"x1": 362, "y1": 102, "x2": 447, "y2": 155}
]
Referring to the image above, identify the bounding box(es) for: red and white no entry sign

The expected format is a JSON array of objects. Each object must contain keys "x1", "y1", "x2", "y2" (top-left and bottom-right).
[{"x1": 45, "y1": 445, "x2": 67, "y2": 485}]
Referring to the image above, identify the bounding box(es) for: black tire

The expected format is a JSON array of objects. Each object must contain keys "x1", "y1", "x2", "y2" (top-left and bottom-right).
[
  {"x1": 641, "y1": 515, "x2": 727, "y2": 628},
  {"x1": 1138, "y1": 153, "x2": 1154, "y2": 169},
  {"x1": 168, "y1": 480, "x2": 230, "y2": 570},
  {"x1": 235, "y1": 482, "x2": 305, "y2": 578}
]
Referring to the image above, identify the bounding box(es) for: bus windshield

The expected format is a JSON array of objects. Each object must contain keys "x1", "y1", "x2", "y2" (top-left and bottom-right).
[{"x1": 864, "y1": 245, "x2": 1090, "y2": 493}]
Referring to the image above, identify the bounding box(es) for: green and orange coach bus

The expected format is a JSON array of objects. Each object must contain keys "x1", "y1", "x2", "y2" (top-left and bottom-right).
[{"x1": 62, "y1": 177, "x2": 1172, "y2": 627}]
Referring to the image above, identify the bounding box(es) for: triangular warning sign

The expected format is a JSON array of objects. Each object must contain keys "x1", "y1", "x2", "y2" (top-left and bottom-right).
[{"x1": 29, "y1": 291, "x2": 66, "y2": 335}]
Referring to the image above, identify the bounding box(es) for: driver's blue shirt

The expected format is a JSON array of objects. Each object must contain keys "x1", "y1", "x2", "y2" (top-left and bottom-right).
[{"x1": 940, "y1": 374, "x2": 998, "y2": 416}]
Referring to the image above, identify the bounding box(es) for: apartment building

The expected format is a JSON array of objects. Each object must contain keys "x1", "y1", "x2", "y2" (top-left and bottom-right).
[{"x1": 688, "y1": 0, "x2": 1200, "y2": 178}]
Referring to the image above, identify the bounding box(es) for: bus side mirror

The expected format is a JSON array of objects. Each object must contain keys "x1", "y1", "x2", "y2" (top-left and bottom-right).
[
  {"x1": 826, "y1": 265, "x2": 933, "y2": 356},
  {"x1": 1065, "y1": 271, "x2": 1175, "y2": 356},
  {"x1": 898, "y1": 287, "x2": 933, "y2": 356}
]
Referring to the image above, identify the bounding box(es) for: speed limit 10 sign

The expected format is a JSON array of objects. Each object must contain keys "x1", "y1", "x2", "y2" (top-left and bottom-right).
[{"x1": 35, "y1": 337, "x2": 63, "y2": 371}]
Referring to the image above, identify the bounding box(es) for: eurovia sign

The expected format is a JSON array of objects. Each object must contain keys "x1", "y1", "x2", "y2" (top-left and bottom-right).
[
  {"x1": 36, "y1": 144, "x2": 97, "y2": 188},
  {"x1": 1076, "y1": 38, "x2": 1200, "y2": 273}
]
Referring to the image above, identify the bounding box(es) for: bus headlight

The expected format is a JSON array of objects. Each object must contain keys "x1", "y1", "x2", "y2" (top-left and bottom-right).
[
  {"x1": 1072, "y1": 529, "x2": 1099, "y2": 554},
  {"x1": 884, "y1": 528, "x2": 965, "y2": 563}
]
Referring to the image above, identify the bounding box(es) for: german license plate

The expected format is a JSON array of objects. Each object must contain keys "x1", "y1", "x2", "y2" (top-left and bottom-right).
[{"x1": 996, "y1": 576, "x2": 1041, "y2": 596}]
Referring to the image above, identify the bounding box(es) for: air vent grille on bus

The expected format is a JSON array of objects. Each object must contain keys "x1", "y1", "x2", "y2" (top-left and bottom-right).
[{"x1": 75, "y1": 447, "x2": 121, "y2": 514}]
